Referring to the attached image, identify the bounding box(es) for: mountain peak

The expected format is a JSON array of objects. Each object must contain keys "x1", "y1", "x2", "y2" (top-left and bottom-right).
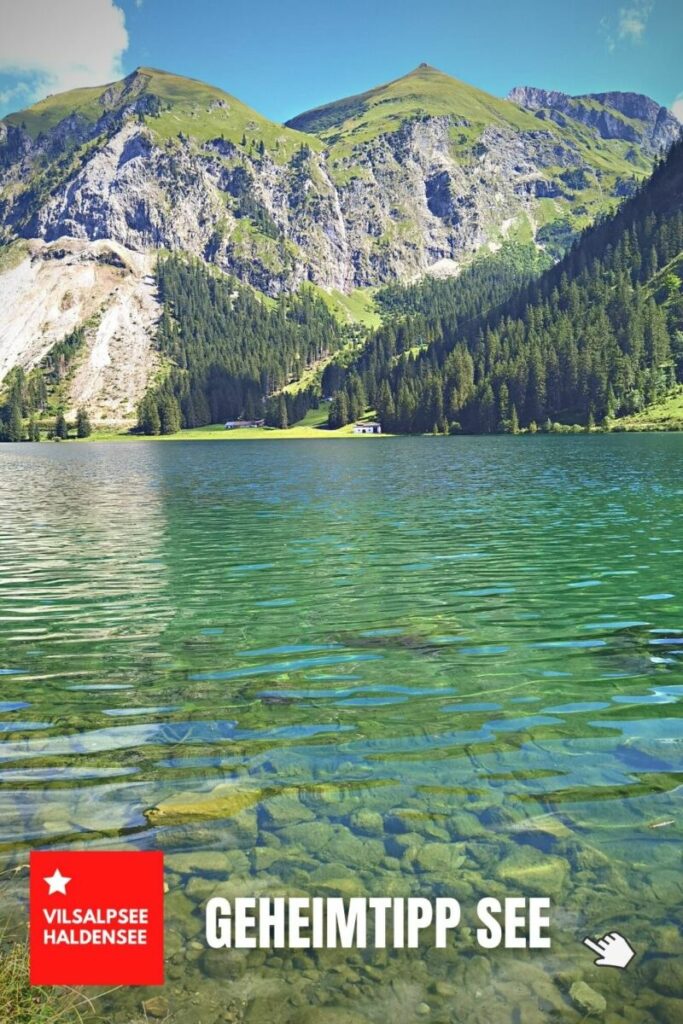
[
  {"x1": 2, "y1": 64, "x2": 311, "y2": 158},
  {"x1": 286, "y1": 65, "x2": 537, "y2": 137},
  {"x1": 508, "y1": 85, "x2": 681, "y2": 155}
]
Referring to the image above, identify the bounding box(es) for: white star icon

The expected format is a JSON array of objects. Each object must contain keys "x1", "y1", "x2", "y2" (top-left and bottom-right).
[{"x1": 44, "y1": 868, "x2": 71, "y2": 895}]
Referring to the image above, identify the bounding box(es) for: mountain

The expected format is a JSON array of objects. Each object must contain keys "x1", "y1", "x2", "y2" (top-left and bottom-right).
[
  {"x1": 287, "y1": 63, "x2": 544, "y2": 135},
  {"x1": 0, "y1": 64, "x2": 680, "y2": 424},
  {"x1": 507, "y1": 86, "x2": 681, "y2": 156},
  {"x1": 285, "y1": 63, "x2": 678, "y2": 259},
  {"x1": 0, "y1": 66, "x2": 315, "y2": 291},
  {"x1": 322, "y1": 139, "x2": 683, "y2": 434},
  {"x1": 0, "y1": 66, "x2": 302, "y2": 151},
  {"x1": 2, "y1": 64, "x2": 678, "y2": 295}
]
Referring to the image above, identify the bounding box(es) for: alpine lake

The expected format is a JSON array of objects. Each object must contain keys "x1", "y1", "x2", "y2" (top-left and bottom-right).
[{"x1": 0, "y1": 435, "x2": 681, "y2": 1024}]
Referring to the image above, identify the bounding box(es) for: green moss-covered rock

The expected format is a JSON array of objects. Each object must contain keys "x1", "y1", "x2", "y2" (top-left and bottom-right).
[
  {"x1": 201, "y1": 947, "x2": 248, "y2": 981},
  {"x1": 260, "y1": 795, "x2": 316, "y2": 829},
  {"x1": 496, "y1": 846, "x2": 569, "y2": 896},
  {"x1": 167, "y1": 850, "x2": 234, "y2": 876},
  {"x1": 325, "y1": 826, "x2": 383, "y2": 867},
  {"x1": 348, "y1": 809, "x2": 384, "y2": 836},
  {"x1": 654, "y1": 958, "x2": 683, "y2": 997},
  {"x1": 412, "y1": 841, "x2": 467, "y2": 875},
  {"x1": 569, "y1": 980, "x2": 607, "y2": 1015},
  {"x1": 652, "y1": 997, "x2": 683, "y2": 1024},
  {"x1": 146, "y1": 784, "x2": 261, "y2": 825},
  {"x1": 386, "y1": 830, "x2": 425, "y2": 858},
  {"x1": 448, "y1": 812, "x2": 486, "y2": 840},
  {"x1": 276, "y1": 821, "x2": 334, "y2": 851}
]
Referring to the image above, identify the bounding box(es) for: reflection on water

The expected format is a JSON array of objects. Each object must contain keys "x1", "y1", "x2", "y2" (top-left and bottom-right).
[{"x1": 0, "y1": 436, "x2": 682, "y2": 1023}]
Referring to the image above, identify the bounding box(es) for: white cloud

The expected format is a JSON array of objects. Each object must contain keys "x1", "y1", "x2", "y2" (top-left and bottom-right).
[
  {"x1": 603, "y1": 1, "x2": 654, "y2": 51},
  {"x1": 0, "y1": 0, "x2": 129, "y2": 112},
  {"x1": 672, "y1": 95, "x2": 683, "y2": 124},
  {"x1": 617, "y1": 1, "x2": 654, "y2": 43}
]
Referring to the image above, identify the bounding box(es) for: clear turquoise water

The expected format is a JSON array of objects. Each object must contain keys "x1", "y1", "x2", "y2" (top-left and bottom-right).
[{"x1": 0, "y1": 436, "x2": 681, "y2": 1023}]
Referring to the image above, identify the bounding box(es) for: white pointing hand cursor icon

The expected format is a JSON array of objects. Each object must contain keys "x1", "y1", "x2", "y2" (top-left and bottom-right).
[{"x1": 583, "y1": 932, "x2": 636, "y2": 969}]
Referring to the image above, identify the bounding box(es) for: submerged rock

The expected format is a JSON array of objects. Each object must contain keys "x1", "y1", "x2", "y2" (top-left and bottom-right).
[
  {"x1": 325, "y1": 826, "x2": 384, "y2": 867},
  {"x1": 569, "y1": 980, "x2": 607, "y2": 1015},
  {"x1": 654, "y1": 958, "x2": 683, "y2": 998},
  {"x1": 296, "y1": 1009, "x2": 371, "y2": 1024},
  {"x1": 347, "y1": 809, "x2": 384, "y2": 836},
  {"x1": 412, "y1": 841, "x2": 467, "y2": 875},
  {"x1": 167, "y1": 850, "x2": 234, "y2": 876},
  {"x1": 496, "y1": 846, "x2": 569, "y2": 896},
  {"x1": 146, "y1": 783, "x2": 262, "y2": 825},
  {"x1": 652, "y1": 997, "x2": 683, "y2": 1024},
  {"x1": 260, "y1": 795, "x2": 316, "y2": 829},
  {"x1": 142, "y1": 996, "x2": 169, "y2": 1018}
]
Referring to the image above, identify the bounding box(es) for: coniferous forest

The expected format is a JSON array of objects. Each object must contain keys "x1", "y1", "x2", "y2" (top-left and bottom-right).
[
  {"x1": 136, "y1": 257, "x2": 348, "y2": 434},
  {"x1": 323, "y1": 139, "x2": 683, "y2": 434}
]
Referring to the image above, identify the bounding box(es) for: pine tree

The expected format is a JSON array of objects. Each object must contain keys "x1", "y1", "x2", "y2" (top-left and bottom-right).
[
  {"x1": 328, "y1": 392, "x2": 349, "y2": 429},
  {"x1": 76, "y1": 408, "x2": 92, "y2": 438},
  {"x1": 138, "y1": 395, "x2": 161, "y2": 435},
  {"x1": 159, "y1": 395, "x2": 181, "y2": 435},
  {"x1": 376, "y1": 380, "x2": 395, "y2": 431},
  {"x1": 55, "y1": 413, "x2": 68, "y2": 440},
  {"x1": 7, "y1": 395, "x2": 23, "y2": 442},
  {"x1": 276, "y1": 394, "x2": 288, "y2": 429}
]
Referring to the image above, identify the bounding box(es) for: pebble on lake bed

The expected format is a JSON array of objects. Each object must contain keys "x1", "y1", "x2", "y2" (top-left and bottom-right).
[
  {"x1": 569, "y1": 981, "x2": 607, "y2": 1015},
  {"x1": 142, "y1": 995, "x2": 169, "y2": 1019}
]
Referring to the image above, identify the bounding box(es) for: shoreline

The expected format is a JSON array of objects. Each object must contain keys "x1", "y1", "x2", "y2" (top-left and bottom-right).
[
  {"x1": 24, "y1": 425, "x2": 683, "y2": 443},
  {"x1": 2, "y1": 427, "x2": 683, "y2": 445},
  {"x1": 76, "y1": 425, "x2": 388, "y2": 442}
]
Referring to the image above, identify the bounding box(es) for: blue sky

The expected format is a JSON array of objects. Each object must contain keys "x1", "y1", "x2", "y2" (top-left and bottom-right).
[{"x1": 0, "y1": 0, "x2": 681, "y2": 121}]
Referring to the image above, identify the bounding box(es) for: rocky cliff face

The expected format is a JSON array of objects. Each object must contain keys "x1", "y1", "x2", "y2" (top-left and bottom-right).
[
  {"x1": 507, "y1": 86, "x2": 681, "y2": 156},
  {"x1": 0, "y1": 238, "x2": 159, "y2": 421},
  {"x1": 1, "y1": 67, "x2": 679, "y2": 301}
]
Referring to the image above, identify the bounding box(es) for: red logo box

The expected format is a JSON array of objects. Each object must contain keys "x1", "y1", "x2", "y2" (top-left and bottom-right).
[{"x1": 30, "y1": 850, "x2": 164, "y2": 986}]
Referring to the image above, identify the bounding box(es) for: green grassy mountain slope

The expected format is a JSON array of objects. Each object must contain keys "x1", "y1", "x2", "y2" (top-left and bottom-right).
[
  {"x1": 287, "y1": 63, "x2": 652, "y2": 179},
  {"x1": 286, "y1": 63, "x2": 539, "y2": 137},
  {"x1": 4, "y1": 66, "x2": 313, "y2": 158}
]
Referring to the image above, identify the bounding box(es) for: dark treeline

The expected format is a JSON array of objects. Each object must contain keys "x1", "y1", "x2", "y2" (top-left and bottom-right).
[
  {"x1": 375, "y1": 243, "x2": 552, "y2": 320},
  {"x1": 137, "y1": 256, "x2": 347, "y2": 433},
  {"x1": 324, "y1": 140, "x2": 683, "y2": 434}
]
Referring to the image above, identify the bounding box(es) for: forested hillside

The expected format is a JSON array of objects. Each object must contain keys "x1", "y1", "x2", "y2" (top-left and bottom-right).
[
  {"x1": 324, "y1": 139, "x2": 683, "y2": 433},
  {"x1": 136, "y1": 257, "x2": 347, "y2": 433}
]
